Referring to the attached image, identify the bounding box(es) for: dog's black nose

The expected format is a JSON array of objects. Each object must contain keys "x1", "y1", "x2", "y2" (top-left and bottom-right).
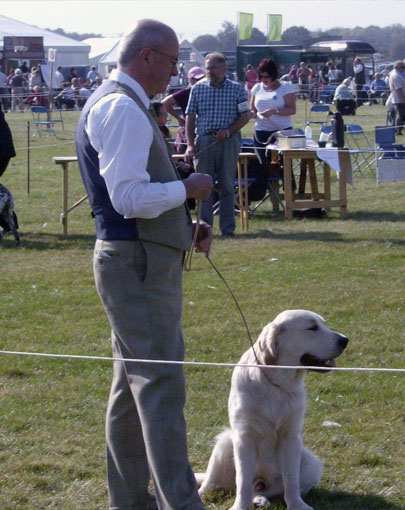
[{"x1": 338, "y1": 335, "x2": 349, "y2": 349}]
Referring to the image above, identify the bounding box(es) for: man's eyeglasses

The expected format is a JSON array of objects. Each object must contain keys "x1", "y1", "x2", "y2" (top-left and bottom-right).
[{"x1": 150, "y1": 48, "x2": 178, "y2": 69}]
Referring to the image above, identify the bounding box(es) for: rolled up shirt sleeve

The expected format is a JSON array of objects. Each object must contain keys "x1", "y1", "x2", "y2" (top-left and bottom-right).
[{"x1": 86, "y1": 94, "x2": 186, "y2": 219}]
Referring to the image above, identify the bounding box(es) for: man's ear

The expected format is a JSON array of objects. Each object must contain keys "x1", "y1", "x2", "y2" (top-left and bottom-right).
[{"x1": 258, "y1": 322, "x2": 282, "y2": 365}]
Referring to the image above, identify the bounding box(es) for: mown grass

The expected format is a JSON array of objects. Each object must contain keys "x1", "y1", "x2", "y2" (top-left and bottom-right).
[{"x1": 0, "y1": 101, "x2": 404, "y2": 509}]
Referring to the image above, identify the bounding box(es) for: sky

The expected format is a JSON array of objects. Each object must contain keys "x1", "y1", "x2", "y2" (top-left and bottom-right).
[{"x1": 1, "y1": 0, "x2": 403, "y2": 41}]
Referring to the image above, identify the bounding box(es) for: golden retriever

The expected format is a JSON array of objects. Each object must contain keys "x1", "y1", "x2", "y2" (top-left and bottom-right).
[{"x1": 196, "y1": 310, "x2": 348, "y2": 510}]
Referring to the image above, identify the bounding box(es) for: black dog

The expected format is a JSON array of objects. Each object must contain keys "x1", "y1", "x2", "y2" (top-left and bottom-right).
[{"x1": 0, "y1": 183, "x2": 20, "y2": 246}]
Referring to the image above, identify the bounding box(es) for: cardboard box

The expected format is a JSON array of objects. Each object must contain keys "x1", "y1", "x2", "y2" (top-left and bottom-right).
[{"x1": 278, "y1": 135, "x2": 306, "y2": 150}]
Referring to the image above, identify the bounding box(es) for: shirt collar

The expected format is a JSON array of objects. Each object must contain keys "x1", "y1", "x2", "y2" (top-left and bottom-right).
[
  {"x1": 109, "y1": 69, "x2": 150, "y2": 108},
  {"x1": 200, "y1": 77, "x2": 228, "y2": 89}
]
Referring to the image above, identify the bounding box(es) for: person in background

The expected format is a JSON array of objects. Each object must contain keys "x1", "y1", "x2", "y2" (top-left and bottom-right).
[
  {"x1": 0, "y1": 65, "x2": 8, "y2": 112},
  {"x1": 0, "y1": 100, "x2": 16, "y2": 177},
  {"x1": 353, "y1": 57, "x2": 366, "y2": 106},
  {"x1": 54, "y1": 81, "x2": 76, "y2": 110},
  {"x1": 75, "y1": 18, "x2": 212, "y2": 510},
  {"x1": 90, "y1": 76, "x2": 103, "y2": 90},
  {"x1": 289, "y1": 64, "x2": 298, "y2": 84},
  {"x1": 245, "y1": 63, "x2": 258, "y2": 93},
  {"x1": 185, "y1": 52, "x2": 250, "y2": 237},
  {"x1": 162, "y1": 66, "x2": 205, "y2": 153},
  {"x1": 250, "y1": 58, "x2": 296, "y2": 162},
  {"x1": 68, "y1": 67, "x2": 78, "y2": 82},
  {"x1": 333, "y1": 78, "x2": 356, "y2": 115},
  {"x1": 72, "y1": 77, "x2": 92, "y2": 108},
  {"x1": 28, "y1": 66, "x2": 43, "y2": 91},
  {"x1": 23, "y1": 85, "x2": 47, "y2": 108},
  {"x1": 54, "y1": 66, "x2": 65, "y2": 90},
  {"x1": 20, "y1": 61, "x2": 29, "y2": 74},
  {"x1": 297, "y1": 61, "x2": 310, "y2": 98},
  {"x1": 368, "y1": 73, "x2": 389, "y2": 104},
  {"x1": 10, "y1": 69, "x2": 24, "y2": 112},
  {"x1": 388, "y1": 60, "x2": 405, "y2": 135},
  {"x1": 327, "y1": 62, "x2": 340, "y2": 85},
  {"x1": 87, "y1": 65, "x2": 101, "y2": 85}
]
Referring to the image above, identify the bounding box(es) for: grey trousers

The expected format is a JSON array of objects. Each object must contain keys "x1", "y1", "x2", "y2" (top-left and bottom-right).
[
  {"x1": 93, "y1": 239, "x2": 204, "y2": 510},
  {"x1": 194, "y1": 132, "x2": 240, "y2": 235}
]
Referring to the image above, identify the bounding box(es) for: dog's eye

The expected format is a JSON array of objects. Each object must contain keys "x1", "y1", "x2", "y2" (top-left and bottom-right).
[{"x1": 307, "y1": 324, "x2": 319, "y2": 331}]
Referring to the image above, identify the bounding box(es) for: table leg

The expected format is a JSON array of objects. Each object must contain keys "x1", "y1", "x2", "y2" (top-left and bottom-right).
[
  {"x1": 339, "y1": 161, "x2": 348, "y2": 218},
  {"x1": 308, "y1": 159, "x2": 320, "y2": 201},
  {"x1": 323, "y1": 162, "x2": 331, "y2": 210},
  {"x1": 237, "y1": 159, "x2": 245, "y2": 231},
  {"x1": 243, "y1": 157, "x2": 249, "y2": 232},
  {"x1": 283, "y1": 156, "x2": 294, "y2": 220},
  {"x1": 298, "y1": 160, "x2": 307, "y2": 194},
  {"x1": 61, "y1": 162, "x2": 68, "y2": 237}
]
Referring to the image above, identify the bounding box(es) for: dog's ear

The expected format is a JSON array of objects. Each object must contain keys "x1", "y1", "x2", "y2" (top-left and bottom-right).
[{"x1": 257, "y1": 322, "x2": 282, "y2": 365}]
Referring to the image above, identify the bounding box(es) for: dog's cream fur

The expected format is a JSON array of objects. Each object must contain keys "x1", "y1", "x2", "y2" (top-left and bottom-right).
[{"x1": 196, "y1": 310, "x2": 348, "y2": 510}]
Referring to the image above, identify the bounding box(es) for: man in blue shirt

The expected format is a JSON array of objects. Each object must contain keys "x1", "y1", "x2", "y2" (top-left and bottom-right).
[
  {"x1": 185, "y1": 53, "x2": 250, "y2": 236},
  {"x1": 369, "y1": 73, "x2": 389, "y2": 105}
]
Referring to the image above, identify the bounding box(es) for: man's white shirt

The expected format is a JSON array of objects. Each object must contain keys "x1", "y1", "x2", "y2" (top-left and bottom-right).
[{"x1": 85, "y1": 69, "x2": 186, "y2": 219}]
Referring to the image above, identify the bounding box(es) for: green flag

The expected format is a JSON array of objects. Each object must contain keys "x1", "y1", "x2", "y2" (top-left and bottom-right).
[
  {"x1": 238, "y1": 12, "x2": 253, "y2": 41},
  {"x1": 268, "y1": 14, "x2": 282, "y2": 41}
]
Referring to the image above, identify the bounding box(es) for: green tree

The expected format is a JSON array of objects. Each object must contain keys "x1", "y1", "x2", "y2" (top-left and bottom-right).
[
  {"x1": 281, "y1": 26, "x2": 311, "y2": 45},
  {"x1": 192, "y1": 34, "x2": 219, "y2": 52}
]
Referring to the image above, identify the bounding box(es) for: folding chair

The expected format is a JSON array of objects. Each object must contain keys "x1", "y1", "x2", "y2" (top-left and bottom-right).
[
  {"x1": 31, "y1": 106, "x2": 64, "y2": 138},
  {"x1": 375, "y1": 125, "x2": 405, "y2": 185},
  {"x1": 319, "y1": 85, "x2": 336, "y2": 105},
  {"x1": 308, "y1": 104, "x2": 330, "y2": 127},
  {"x1": 345, "y1": 124, "x2": 375, "y2": 175}
]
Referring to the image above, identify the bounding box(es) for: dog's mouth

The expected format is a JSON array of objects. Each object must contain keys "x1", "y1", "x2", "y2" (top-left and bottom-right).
[{"x1": 300, "y1": 353, "x2": 336, "y2": 372}]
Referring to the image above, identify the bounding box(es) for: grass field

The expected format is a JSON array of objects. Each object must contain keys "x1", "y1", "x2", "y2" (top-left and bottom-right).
[{"x1": 0, "y1": 101, "x2": 404, "y2": 510}]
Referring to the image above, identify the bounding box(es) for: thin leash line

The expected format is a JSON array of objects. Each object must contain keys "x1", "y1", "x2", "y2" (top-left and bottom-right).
[{"x1": 0, "y1": 350, "x2": 403, "y2": 373}]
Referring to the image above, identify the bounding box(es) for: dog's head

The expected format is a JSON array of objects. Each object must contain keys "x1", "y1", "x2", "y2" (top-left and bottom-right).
[{"x1": 257, "y1": 309, "x2": 348, "y2": 372}]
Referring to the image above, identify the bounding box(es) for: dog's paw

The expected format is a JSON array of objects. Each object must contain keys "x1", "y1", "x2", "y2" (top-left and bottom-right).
[{"x1": 252, "y1": 494, "x2": 270, "y2": 507}]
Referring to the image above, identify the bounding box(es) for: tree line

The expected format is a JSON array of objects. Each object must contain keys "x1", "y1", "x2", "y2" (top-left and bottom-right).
[
  {"x1": 48, "y1": 23, "x2": 405, "y2": 61},
  {"x1": 192, "y1": 22, "x2": 405, "y2": 61}
]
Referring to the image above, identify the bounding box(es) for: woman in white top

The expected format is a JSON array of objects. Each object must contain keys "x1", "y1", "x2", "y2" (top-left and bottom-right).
[{"x1": 250, "y1": 58, "x2": 296, "y2": 162}]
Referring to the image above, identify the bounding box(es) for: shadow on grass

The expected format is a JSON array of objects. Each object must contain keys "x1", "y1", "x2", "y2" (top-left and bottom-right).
[
  {"x1": 0, "y1": 232, "x2": 95, "y2": 250},
  {"x1": 306, "y1": 488, "x2": 404, "y2": 510},
  {"x1": 349, "y1": 210, "x2": 405, "y2": 222}
]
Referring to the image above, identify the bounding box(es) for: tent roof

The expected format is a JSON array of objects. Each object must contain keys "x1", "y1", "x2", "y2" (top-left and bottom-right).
[
  {"x1": 0, "y1": 14, "x2": 90, "y2": 50},
  {"x1": 82, "y1": 37, "x2": 120, "y2": 59}
]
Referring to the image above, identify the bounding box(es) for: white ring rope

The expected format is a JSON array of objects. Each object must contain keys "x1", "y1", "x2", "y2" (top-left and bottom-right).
[{"x1": 0, "y1": 349, "x2": 404, "y2": 374}]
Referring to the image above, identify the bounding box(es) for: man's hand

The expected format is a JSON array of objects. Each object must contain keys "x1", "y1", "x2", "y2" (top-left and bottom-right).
[
  {"x1": 216, "y1": 129, "x2": 229, "y2": 143},
  {"x1": 184, "y1": 144, "x2": 196, "y2": 164},
  {"x1": 183, "y1": 173, "x2": 213, "y2": 200},
  {"x1": 192, "y1": 220, "x2": 213, "y2": 257}
]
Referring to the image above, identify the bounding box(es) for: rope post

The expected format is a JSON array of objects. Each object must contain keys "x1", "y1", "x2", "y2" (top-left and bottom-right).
[{"x1": 27, "y1": 120, "x2": 31, "y2": 195}]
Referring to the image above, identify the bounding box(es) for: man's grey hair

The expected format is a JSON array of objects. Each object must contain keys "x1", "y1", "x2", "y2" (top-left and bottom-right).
[
  {"x1": 342, "y1": 78, "x2": 351, "y2": 86},
  {"x1": 205, "y1": 53, "x2": 227, "y2": 66},
  {"x1": 118, "y1": 19, "x2": 177, "y2": 66}
]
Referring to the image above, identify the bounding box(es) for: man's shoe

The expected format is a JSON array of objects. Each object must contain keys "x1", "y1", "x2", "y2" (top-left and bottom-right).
[{"x1": 221, "y1": 232, "x2": 235, "y2": 238}]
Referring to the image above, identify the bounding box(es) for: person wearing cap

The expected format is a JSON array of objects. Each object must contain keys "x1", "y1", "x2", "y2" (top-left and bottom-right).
[
  {"x1": 389, "y1": 60, "x2": 405, "y2": 135},
  {"x1": 162, "y1": 66, "x2": 205, "y2": 127},
  {"x1": 162, "y1": 66, "x2": 205, "y2": 153}
]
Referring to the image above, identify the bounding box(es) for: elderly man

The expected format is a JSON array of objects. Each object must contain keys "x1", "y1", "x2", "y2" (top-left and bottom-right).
[
  {"x1": 369, "y1": 73, "x2": 389, "y2": 104},
  {"x1": 185, "y1": 53, "x2": 250, "y2": 237},
  {"x1": 75, "y1": 19, "x2": 212, "y2": 510},
  {"x1": 389, "y1": 60, "x2": 405, "y2": 135},
  {"x1": 333, "y1": 78, "x2": 356, "y2": 115}
]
